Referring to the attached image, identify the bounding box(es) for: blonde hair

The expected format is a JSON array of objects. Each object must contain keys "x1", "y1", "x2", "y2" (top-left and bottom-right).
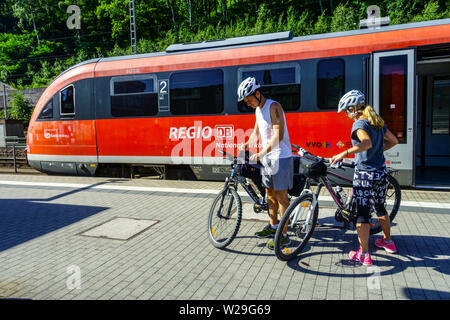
[{"x1": 357, "y1": 104, "x2": 384, "y2": 130}]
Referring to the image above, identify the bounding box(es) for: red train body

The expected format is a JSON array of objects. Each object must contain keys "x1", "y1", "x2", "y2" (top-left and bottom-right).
[{"x1": 27, "y1": 19, "x2": 450, "y2": 185}]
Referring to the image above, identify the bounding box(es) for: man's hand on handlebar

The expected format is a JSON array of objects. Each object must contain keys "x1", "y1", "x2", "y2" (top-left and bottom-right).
[
  {"x1": 238, "y1": 143, "x2": 247, "y2": 152},
  {"x1": 249, "y1": 152, "x2": 261, "y2": 162}
]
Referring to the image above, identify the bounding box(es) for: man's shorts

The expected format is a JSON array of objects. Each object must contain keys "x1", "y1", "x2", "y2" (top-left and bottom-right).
[{"x1": 261, "y1": 157, "x2": 293, "y2": 191}]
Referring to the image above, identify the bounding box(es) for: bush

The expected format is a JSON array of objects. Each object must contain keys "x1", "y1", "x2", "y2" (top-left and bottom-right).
[{"x1": 8, "y1": 91, "x2": 32, "y2": 123}]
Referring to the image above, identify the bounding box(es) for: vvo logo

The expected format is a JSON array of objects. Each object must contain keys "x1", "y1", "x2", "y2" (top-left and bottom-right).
[
  {"x1": 306, "y1": 141, "x2": 331, "y2": 148},
  {"x1": 215, "y1": 125, "x2": 234, "y2": 139}
]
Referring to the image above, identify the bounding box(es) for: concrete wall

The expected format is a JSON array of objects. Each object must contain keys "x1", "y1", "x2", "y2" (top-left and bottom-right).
[{"x1": 0, "y1": 86, "x2": 46, "y2": 114}]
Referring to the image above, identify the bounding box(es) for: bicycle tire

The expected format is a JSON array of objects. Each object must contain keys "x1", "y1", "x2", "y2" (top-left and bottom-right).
[
  {"x1": 274, "y1": 193, "x2": 319, "y2": 261},
  {"x1": 369, "y1": 174, "x2": 401, "y2": 235},
  {"x1": 208, "y1": 187, "x2": 242, "y2": 249}
]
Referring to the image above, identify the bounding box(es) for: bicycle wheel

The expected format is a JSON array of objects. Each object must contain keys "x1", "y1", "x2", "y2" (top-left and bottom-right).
[
  {"x1": 369, "y1": 174, "x2": 401, "y2": 235},
  {"x1": 274, "y1": 193, "x2": 319, "y2": 261},
  {"x1": 208, "y1": 187, "x2": 242, "y2": 249}
]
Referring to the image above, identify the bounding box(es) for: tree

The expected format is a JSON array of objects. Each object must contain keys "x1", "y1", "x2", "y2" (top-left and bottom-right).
[
  {"x1": 330, "y1": 2, "x2": 358, "y2": 32},
  {"x1": 0, "y1": 32, "x2": 57, "y2": 86},
  {"x1": 9, "y1": 91, "x2": 33, "y2": 122},
  {"x1": 411, "y1": 0, "x2": 445, "y2": 22}
]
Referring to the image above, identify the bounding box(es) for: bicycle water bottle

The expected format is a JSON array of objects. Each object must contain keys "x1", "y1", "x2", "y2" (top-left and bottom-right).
[{"x1": 336, "y1": 186, "x2": 348, "y2": 205}]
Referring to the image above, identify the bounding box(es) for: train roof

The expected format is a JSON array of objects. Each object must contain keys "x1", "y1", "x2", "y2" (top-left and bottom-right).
[{"x1": 54, "y1": 18, "x2": 450, "y2": 83}]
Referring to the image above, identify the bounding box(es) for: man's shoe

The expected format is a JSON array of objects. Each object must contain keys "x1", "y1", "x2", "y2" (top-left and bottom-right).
[
  {"x1": 375, "y1": 237, "x2": 397, "y2": 253},
  {"x1": 267, "y1": 235, "x2": 291, "y2": 250},
  {"x1": 255, "y1": 224, "x2": 276, "y2": 238}
]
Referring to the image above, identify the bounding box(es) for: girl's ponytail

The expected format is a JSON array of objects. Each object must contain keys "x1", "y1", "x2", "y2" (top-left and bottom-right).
[{"x1": 359, "y1": 105, "x2": 385, "y2": 130}]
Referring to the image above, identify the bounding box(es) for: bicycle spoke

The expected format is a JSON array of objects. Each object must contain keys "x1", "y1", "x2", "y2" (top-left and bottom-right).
[
  {"x1": 274, "y1": 194, "x2": 318, "y2": 261},
  {"x1": 208, "y1": 188, "x2": 242, "y2": 248}
]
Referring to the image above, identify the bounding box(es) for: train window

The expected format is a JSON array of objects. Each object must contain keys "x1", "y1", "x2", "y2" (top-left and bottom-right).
[
  {"x1": 38, "y1": 99, "x2": 53, "y2": 120},
  {"x1": 60, "y1": 85, "x2": 75, "y2": 116},
  {"x1": 379, "y1": 55, "x2": 407, "y2": 143},
  {"x1": 238, "y1": 66, "x2": 301, "y2": 112},
  {"x1": 110, "y1": 76, "x2": 158, "y2": 117},
  {"x1": 114, "y1": 79, "x2": 154, "y2": 95},
  {"x1": 317, "y1": 59, "x2": 345, "y2": 109},
  {"x1": 170, "y1": 69, "x2": 224, "y2": 115}
]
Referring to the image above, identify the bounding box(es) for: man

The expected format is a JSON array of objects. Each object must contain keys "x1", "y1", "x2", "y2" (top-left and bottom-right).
[{"x1": 237, "y1": 77, "x2": 293, "y2": 249}]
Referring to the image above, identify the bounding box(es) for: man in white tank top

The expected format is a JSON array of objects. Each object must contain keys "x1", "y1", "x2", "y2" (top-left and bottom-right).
[{"x1": 237, "y1": 77, "x2": 293, "y2": 248}]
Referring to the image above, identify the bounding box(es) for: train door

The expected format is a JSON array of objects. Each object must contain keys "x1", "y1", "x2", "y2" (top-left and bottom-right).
[
  {"x1": 416, "y1": 58, "x2": 450, "y2": 187},
  {"x1": 373, "y1": 49, "x2": 415, "y2": 186}
]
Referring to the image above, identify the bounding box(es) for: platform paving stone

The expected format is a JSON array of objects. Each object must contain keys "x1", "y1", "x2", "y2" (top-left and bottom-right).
[{"x1": 0, "y1": 174, "x2": 449, "y2": 300}]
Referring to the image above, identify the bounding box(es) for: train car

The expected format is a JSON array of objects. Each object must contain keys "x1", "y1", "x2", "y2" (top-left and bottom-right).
[{"x1": 27, "y1": 18, "x2": 450, "y2": 187}]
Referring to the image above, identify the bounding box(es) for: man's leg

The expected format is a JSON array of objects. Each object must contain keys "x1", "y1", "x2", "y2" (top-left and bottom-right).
[
  {"x1": 266, "y1": 187, "x2": 279, "y2": 226},
  {"x1": 254, "y1": 186, "x2": 279, "y2": 238},
  {"x1": 274, "y1": 190, "x2": 290, "y2": 234}
]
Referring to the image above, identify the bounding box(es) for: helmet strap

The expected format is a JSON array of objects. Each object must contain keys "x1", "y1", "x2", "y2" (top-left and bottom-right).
[{"x1": 253, "y1": 91, "x2": 261, "y2": 106}]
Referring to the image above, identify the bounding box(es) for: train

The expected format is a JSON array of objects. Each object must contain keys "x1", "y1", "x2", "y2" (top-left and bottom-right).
[{"x1": 27, "y1": 18, "x2": 450, "y2": 187}]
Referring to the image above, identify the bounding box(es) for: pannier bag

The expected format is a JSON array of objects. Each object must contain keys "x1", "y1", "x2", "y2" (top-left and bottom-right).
[
  {"x1": 289, "y1": 156, "x2": 306, "y2": 197},
  {"x1": 235, "y1": 151, "x2": 266, "y2": 197},
  {"x1": 298, "y1": 153, "x2": 327, "y2": 179},
  {"x1": 236, "y1": 152, "x2": 306, "y2": 197}
]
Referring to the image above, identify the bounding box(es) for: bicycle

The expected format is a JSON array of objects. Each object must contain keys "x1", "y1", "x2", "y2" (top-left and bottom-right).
[
  {"x1": 273, "y1": 144, "x2": 401, "y2": 261},
  {"x1": 207, "y1": 149, "x2": 305, "y2": 249}
]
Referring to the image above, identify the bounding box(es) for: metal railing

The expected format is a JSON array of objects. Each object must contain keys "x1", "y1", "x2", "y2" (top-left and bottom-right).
[{"x1": 2, "y1": 136, "x2": 27, "y2": 173}]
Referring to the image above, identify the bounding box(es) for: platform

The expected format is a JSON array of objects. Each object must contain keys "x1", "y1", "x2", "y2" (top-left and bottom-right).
[{"x1": 0, "y1": 173, "x2": 448, "y2": 301}]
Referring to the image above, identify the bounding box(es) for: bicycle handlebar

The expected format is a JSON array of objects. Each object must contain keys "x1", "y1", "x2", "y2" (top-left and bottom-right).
[
  {"x1": 291, "y1": 144, "x2": 355, "y2": 169},
  {"x1": 218, "y1": 149, "x2": 264, "y2": 169},
  {"x1": 218, "y1": 149, "x2": 235, "y2": 162}
]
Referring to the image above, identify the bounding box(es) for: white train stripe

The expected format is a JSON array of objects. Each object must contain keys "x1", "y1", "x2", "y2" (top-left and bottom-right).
[{"x1": 26, "y1": 154, "x2": 232, "y2": 165}]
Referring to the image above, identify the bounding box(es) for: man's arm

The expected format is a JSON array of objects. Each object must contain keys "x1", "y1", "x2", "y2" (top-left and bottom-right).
[{"x1": 240, "y1": 120, "x2": 260, "y2": 151}]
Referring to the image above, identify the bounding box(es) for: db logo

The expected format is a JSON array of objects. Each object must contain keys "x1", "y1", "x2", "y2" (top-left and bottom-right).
[
  {"x1": 215, "y1": 125, "x2": 234, "y2": 139},
  {"x1": 44, "y1": 129, "x2": 56, "y2": 139}
]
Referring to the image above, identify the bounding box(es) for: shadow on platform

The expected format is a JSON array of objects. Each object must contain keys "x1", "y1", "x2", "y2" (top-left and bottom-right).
[{"x1": 0, "y1": 181, "x2": 119, "y2": 252}]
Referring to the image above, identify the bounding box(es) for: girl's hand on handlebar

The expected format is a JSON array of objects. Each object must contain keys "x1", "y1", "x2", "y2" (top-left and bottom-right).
[{"x1": 330, "y1": 152, "x2": 346, "y2": 165}]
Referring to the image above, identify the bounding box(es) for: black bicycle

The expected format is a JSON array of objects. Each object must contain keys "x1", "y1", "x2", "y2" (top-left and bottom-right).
[
  {"x1": 208, "y1": 149, "x2": 304, "y2": 249},
  {"x1": 273, "y1": 144, "x2": 401, "y2": 261}
]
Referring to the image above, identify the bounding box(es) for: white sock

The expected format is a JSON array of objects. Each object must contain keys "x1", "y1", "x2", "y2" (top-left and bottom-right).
[{"x1": 270, "y1": 224, "x2": 278, "y2": 229}]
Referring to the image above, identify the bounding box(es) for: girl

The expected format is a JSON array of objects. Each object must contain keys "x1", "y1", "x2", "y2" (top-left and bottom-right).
[{"x1": 330, "y1": 90, "x2": 399, "y2": 266}]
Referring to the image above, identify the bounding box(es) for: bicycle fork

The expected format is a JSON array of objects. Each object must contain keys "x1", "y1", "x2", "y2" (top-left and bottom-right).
[{"x1": 291, "y1": 189, "x2": 318, "y2": 233}]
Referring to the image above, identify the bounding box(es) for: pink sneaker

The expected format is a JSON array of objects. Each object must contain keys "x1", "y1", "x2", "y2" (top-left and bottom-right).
[
  {"x1": 349, "y1": 248, "x2": 373, "y2": 266},
  {"x1": 360, "y1": 253, "x2": 373, "y2": 266},
  {"x1": 348, "y1": 247, "x2": 362, "y2": 262},
  {"x1": 375, "y1": 237, "x2": 397, "y2": 253}
]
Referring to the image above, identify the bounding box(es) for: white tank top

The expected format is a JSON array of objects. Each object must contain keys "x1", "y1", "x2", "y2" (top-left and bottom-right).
[{"x1": 255, "y1": 99, "x2": 293, "y2": 161}]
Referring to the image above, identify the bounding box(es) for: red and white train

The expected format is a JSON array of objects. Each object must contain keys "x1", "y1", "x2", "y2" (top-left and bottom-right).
[{"x1": 27, "y1": 18, "x2": 450, "y2": 186}]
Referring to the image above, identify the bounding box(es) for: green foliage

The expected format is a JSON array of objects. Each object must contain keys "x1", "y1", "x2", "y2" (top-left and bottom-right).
[
  {"x1": 8, "y1": 91, "x2": 32, "y2": 122},
  {"x1": 330, "y1": 2, "x2": 358, "y2": 32},
  {"x1": 0, "y1": 32, "x2": 58, "y2": 86},
  {"x1": 1, "y1": 0, "x2": 449, "y2": 88},
  {"x1": 411, "y1": 0, "x2": 446, "y2": 22}
]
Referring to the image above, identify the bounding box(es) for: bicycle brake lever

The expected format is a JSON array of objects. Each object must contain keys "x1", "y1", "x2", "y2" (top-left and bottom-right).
[{"x1": 329, "y1": 161, "x2": 342, "y2": 169}]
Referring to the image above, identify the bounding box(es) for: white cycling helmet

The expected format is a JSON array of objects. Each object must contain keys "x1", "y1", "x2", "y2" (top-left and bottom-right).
[
  {"x1": 338, "y1": 90, "x2": 366, "y2": 113},
  {"x1": 237, "y1": 77, "x2": 261, "y2": 102}
]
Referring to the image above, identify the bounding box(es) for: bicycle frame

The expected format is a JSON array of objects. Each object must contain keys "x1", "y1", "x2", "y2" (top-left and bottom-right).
[{"x1": 221, "y1": 152, "x2": 268, "y2": 211}]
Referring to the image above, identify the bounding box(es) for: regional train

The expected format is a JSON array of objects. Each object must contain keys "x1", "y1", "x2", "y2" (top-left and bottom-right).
[{"x1": 27, "y1": 18, "x2": 450, "y2": 187}]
